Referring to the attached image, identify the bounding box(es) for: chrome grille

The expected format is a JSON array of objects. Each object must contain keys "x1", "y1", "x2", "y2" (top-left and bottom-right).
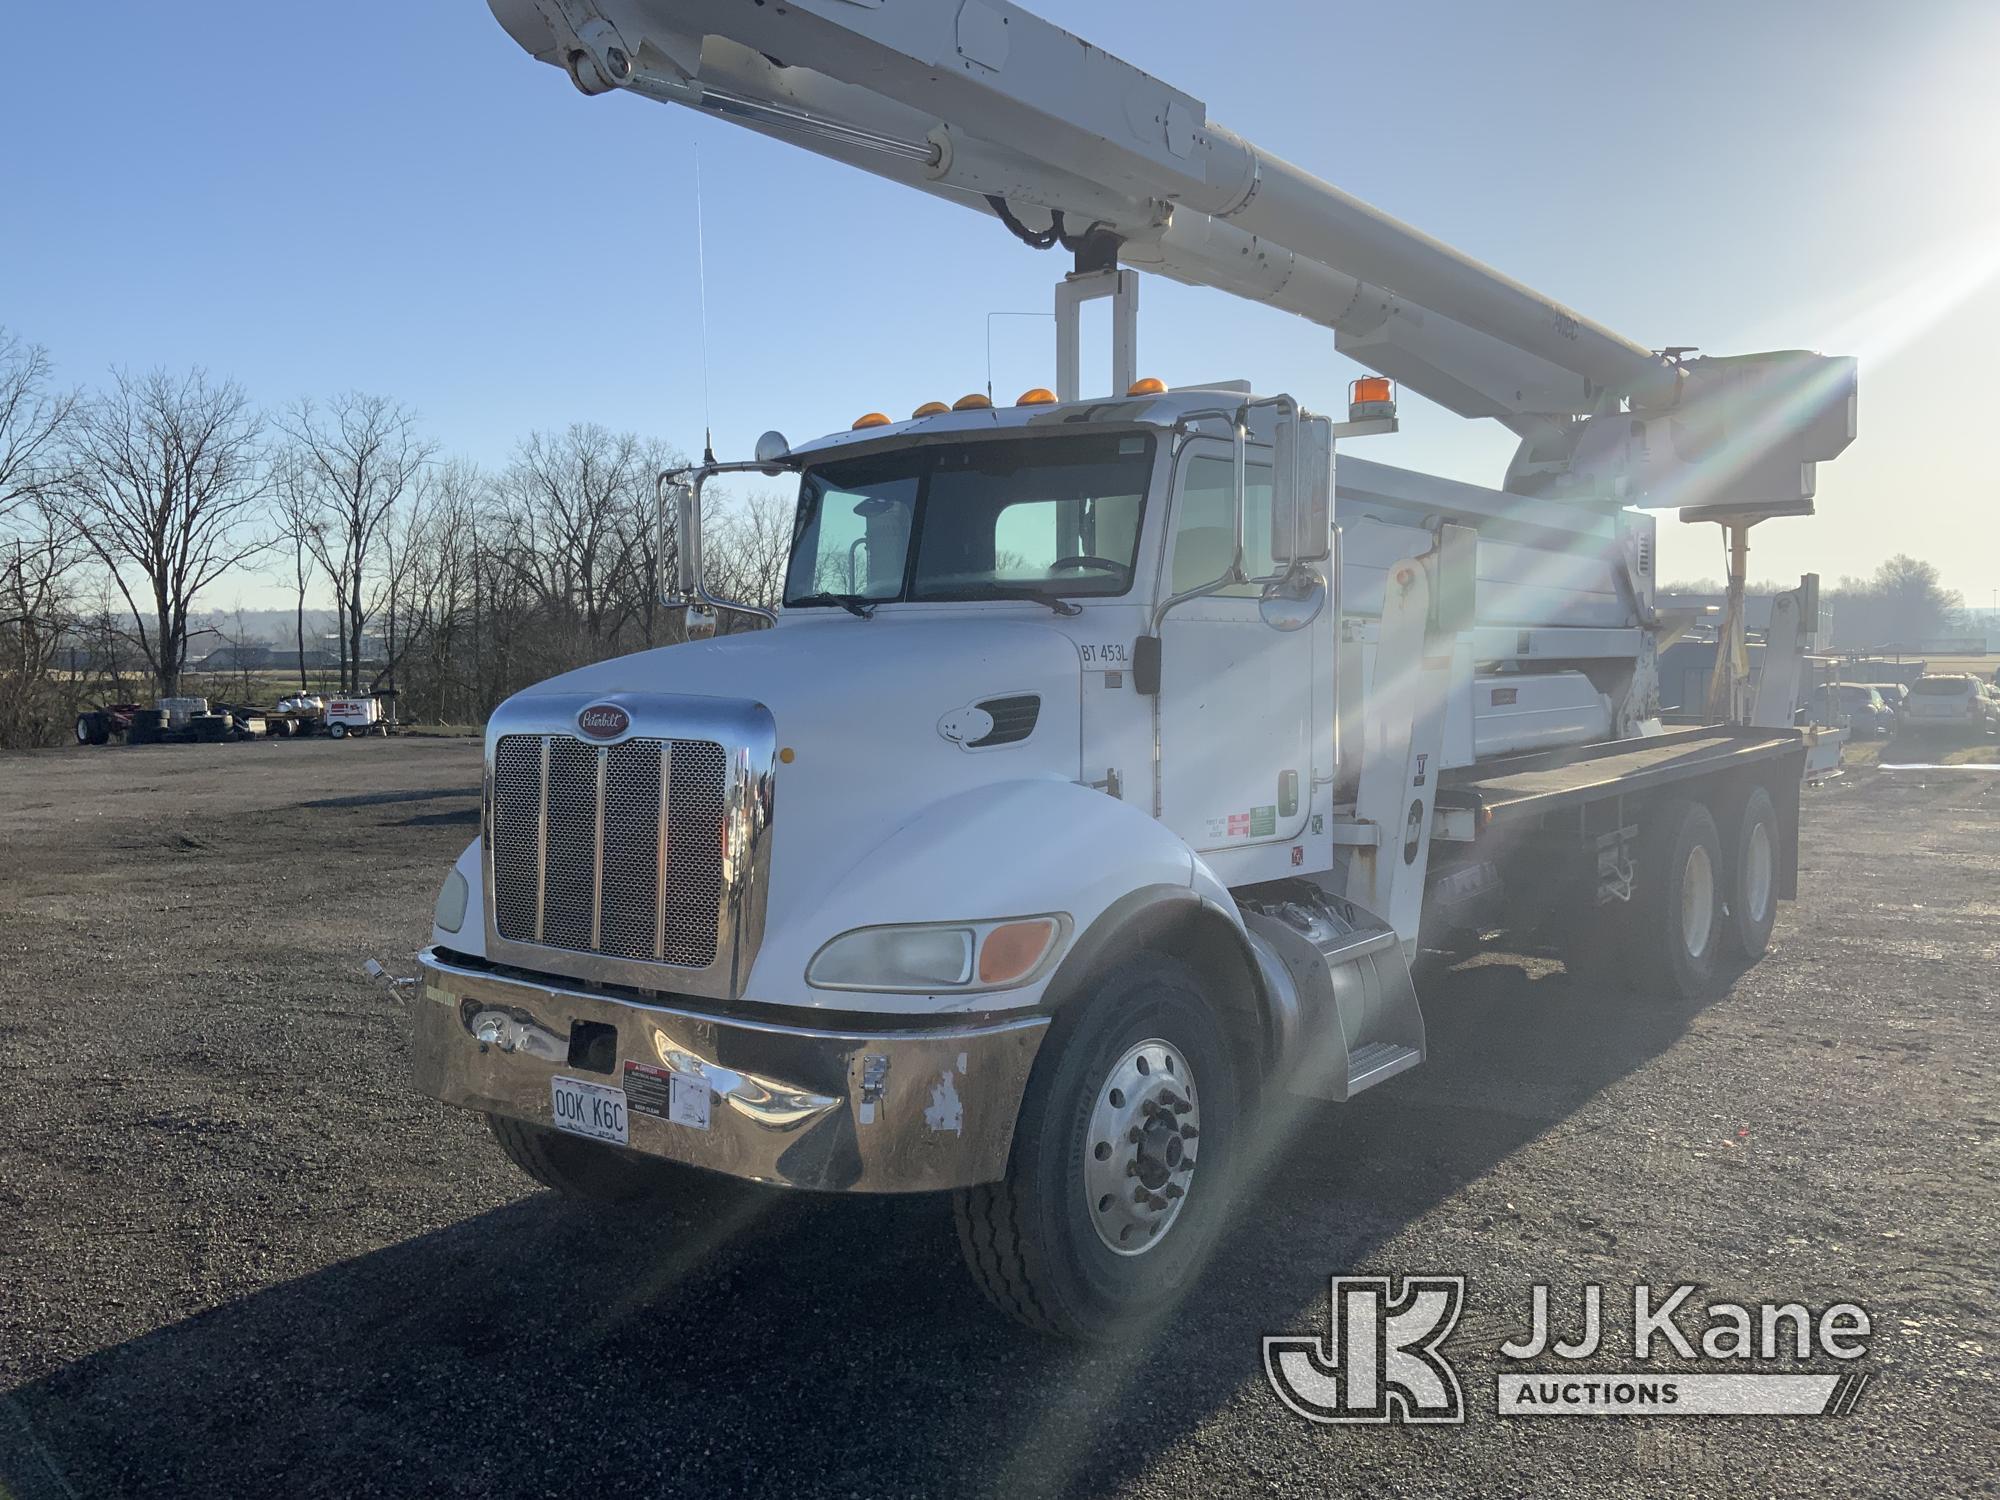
[{"x1": 490, "y1": 733, "x2": 728, "y2": 970}]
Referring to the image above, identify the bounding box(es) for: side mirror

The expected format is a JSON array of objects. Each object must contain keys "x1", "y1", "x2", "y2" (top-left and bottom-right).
[
  {"x1": 1272, "y1": 411, "x2": 1332, "y2": 563},
  {"x1": 675, "y1": 483, "x2": 701, "y2": 600}
]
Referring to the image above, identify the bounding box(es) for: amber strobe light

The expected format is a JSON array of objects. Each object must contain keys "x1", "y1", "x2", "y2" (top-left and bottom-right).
[
  {"x1": 1348, "y1": 375, "x2": 1397, "y2": 420},
  {"x1": 851, "y1": 411, "x2": 892, "y2": 429},
  {"x1": 1016, "y1": 387, "x2": 1057, "y2": 406},
  {"x1": 911, "y1": 400, "x2": 951, "y2": 417},
  {"x1": 1126, "y1": 376, "x2": 1168, "y2": 396},
  {"x1": 953, "y1": 392, "x2": 993, "y2": 411}
]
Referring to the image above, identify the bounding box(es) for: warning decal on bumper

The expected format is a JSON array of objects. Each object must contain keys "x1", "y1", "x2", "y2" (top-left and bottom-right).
[{"x1": 623, "y1": 1061, "x2": 711, "y2": 1131}]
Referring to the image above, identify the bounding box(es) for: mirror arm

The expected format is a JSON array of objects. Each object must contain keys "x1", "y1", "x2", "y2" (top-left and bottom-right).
[{"x1": 658, "y1": 461, "x2": 791, "y2": 629}]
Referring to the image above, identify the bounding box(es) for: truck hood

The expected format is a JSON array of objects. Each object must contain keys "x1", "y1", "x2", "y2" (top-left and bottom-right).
[{"x1": 504, "y1": 616, "x2": 1087, "y2": 985}]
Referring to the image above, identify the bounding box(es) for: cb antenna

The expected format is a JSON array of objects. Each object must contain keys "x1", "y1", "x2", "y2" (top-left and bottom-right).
[{"x1": 695, "y1": 141, "x2": 716, "y2": 465}]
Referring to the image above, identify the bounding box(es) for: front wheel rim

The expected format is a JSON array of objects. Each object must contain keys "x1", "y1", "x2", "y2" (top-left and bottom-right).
[
  {"x1": 1083, "y1": 1038, "x2": 1199, "y2": 1257},
  {"x1": 1681, "y1": 843, "x2": 1716, "y2": 957}
]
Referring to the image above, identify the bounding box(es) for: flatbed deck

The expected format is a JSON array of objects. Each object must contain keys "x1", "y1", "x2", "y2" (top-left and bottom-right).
[{"x1": 1441, "y1": 725, "x2": 1805, "y2": 824}]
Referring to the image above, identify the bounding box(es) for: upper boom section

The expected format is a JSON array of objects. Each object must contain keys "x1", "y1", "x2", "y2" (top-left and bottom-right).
[{"x1": 487, "y1": 0, "x2": 1856, "y2": 514}]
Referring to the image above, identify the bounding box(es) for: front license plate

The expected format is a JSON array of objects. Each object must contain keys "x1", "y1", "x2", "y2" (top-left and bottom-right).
[{"x1": 550, "y1": 1075, "x2": 629, "y2": 1146}]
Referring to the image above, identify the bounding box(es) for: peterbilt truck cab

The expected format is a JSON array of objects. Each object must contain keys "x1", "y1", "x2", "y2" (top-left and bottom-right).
[{"x1": 418, "y1": 386, "x2": 1392, "y2": 1338}]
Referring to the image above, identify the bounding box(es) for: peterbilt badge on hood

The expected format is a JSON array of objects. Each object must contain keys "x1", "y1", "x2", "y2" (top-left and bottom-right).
[{"x1": 577, "y1": 703, "x2": 631, "y2": 739}]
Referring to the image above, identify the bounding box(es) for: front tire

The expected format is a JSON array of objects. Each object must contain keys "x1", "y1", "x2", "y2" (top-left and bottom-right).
[
  {"x1": 954, "y1": 952, "x2": 1239, "y2": 1341},
  {"x1": 328, "y1": 722, "x2": 347, "y2": 740}
]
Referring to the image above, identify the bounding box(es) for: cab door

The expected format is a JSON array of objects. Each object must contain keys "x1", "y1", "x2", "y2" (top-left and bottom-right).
[{"x1": 1155, "y1": 438, "x2": 1316, "y2": 854}]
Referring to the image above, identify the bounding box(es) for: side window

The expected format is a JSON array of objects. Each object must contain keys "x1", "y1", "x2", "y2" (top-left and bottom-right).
[{"x1": 1170, "y1": 453, "x2": 1275, "y2": 596}]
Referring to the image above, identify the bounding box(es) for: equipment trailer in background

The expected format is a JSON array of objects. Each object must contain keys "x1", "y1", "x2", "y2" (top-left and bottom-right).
[{"x1": 406, "y1": 0, "x2": 1858, "y2": 1339}]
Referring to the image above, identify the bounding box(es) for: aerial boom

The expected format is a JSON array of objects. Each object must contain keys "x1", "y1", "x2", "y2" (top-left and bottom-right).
[{"x1": 489, "y1": 0, "x2": 1854, "y2": 511}]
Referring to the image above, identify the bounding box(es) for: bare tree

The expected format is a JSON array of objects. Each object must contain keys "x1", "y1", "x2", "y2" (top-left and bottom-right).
[
  {"x1": 63, "y1": 368, "x2": 270, "y2": 698},
  {"x1": 390, "y1": 460, "x2": 487, "y2": 721},
  {"x1": 706, "y1": 488, "x2": 795, "y2": 621},
  {"x1": 271, "y1": 448, "x2": 331, "y2": 693},
  {"x1": 1826, "y1": 555, "x2": 1964, "y2": 650},
  {"x1": 280, "y1": 394, "x2": 435, "y2": 692},
  {"x1": 0, "y1": 511, "x2": 85, "y2": 747},
  {"x1": 492, "y1": 424, "x2": 658, "y2": 671},
  {"x1": 0, "y1": 329, "x2": 77, "y2": 526}
]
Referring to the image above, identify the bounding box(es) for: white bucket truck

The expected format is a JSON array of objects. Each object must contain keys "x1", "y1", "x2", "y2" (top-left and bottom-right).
[{"x1": 410, "y1": 0, "x2": 1857, "y2": 1338}]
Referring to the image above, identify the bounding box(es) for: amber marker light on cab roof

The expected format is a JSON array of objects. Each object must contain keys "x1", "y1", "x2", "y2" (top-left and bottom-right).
[
  {"x1": 911, "y1": 401, "x2": 951, "y2": 418},
  {"x1": 851, "y1": 411, "x2": 892, "y2": 429},
  {"x1": 1126, "y1": 377, "x2": 1167, "y2": 396},
  {"x1": 953, "y1": 393, "x2": 993, "y2": 411},
  {"x1": 1016, "y1": 387, "x2": 1057, "y2": 406}
]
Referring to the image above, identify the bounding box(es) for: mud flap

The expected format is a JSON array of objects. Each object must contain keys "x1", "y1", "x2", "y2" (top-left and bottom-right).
[{"x1": 1242, "y1": 892, "x2": 1426, "y2": 1102}]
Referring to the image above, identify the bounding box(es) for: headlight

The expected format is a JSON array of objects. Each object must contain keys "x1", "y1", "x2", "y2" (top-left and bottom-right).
[
  {"x1": 807, "y1": 916, "x2": 1064, "y2": 993},
  {"x1": 434, "y1": 869, "x2": 469, "y2": 934}
]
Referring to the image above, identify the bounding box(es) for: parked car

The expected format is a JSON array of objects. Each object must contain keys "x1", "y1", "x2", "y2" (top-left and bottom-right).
[
  {"x1": 1901, "y1": 674, "x2": 2000, "y2": 738},
  {"x1": 1834, "y1": 683, "x2": 1896, "y2": 738},
  {"x1": 1853, "y1": 680, "x2": 1909, "y2": 713}
]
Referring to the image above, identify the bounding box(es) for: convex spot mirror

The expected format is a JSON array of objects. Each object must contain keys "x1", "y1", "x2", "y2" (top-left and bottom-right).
[{"x1": 1259, "y1": 566, "x2": 1327, "y2": 632}]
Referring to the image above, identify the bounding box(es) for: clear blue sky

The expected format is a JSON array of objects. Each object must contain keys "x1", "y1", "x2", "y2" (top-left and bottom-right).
[{"x1": 4, "y1": 1, "x2": 1996, "y2": 611}]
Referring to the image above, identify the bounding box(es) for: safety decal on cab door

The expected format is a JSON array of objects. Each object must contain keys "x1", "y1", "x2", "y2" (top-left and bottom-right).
[{"x1": 1205, "y1": 806, "x2": 1278, "y2": 841}]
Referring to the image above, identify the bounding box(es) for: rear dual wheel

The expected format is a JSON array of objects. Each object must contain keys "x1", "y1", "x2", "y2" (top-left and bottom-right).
[
  {"x1": 1719, "y1": 785, "x2": 1779, "y2": 960},
  {"x1": 1566, "y1": 788, "x2": 1778, "y2": 1001},
  {"x1": 1562, "y1": 798, "x2": 1722, "y2": 1001},
  {"x1": 1627, "y1": 798, "x2": 1726, "y2": 1000}
]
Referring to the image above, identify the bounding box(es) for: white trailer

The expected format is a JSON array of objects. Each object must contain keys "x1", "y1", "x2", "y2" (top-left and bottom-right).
[{"x1": 409, "y1": 0, "x2": 1856, "y2": 1339}]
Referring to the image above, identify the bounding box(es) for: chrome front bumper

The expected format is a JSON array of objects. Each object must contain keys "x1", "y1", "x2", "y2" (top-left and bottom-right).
[{"x1": 410, "y1": 950, "x2": 1049, "y2": 1193}]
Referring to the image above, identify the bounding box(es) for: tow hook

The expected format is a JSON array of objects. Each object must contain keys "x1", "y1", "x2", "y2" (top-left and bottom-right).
[{"x1": 362, "y1": 958, "x2": 418, "y2": 997}]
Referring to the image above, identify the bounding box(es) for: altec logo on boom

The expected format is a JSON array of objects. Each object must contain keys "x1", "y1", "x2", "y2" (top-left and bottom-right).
[
  {"x1": 1265, "y1": 1278, "x2": 1874, "y2": 1423},
  {"x1": 577, "y1": 704, "x2": 630, "y2": 739}
]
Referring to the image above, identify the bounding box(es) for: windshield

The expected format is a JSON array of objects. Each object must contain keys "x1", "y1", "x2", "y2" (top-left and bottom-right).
[{"x1": 783, "y1": 432, "x2": 1154, "y2": 608}]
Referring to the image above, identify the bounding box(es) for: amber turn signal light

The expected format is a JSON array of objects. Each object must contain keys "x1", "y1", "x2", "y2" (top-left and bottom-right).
[{"x1": 977, "y1": 918, "x2": 1059, "y2": 986}]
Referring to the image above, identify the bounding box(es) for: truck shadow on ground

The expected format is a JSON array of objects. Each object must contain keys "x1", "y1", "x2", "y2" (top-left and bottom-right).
[{"x1": 4, "y1": 958, "x2": 1731, "y2": 1500}]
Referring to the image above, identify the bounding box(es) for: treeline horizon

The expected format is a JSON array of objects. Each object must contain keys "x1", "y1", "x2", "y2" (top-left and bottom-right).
[{"x1": 0, "y1": 329, "x2": 788, "y2": 747}]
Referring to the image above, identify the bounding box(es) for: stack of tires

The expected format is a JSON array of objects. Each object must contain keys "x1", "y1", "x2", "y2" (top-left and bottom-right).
[{"x1": 126, "y1": 709, "x2": 169, "y2": 746}]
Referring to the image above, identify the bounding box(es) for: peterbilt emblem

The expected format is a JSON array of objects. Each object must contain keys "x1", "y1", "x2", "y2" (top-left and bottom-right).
[{"x1": 578, "y1": 703, "x2": 631, "y2": 739}]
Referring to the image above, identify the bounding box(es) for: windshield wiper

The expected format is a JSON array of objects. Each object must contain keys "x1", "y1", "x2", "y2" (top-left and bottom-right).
[
  {"x1": 967, "y1": 585, "x2": 1084, "y2": 617},
  {"x1": 789, "y1": 591, "x2": 878, "y2": 619}
]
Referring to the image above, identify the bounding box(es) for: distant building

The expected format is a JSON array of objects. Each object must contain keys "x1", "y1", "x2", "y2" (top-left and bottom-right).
[{"x1": 192, "y1": 644, "x2": 343, "y2": 671}]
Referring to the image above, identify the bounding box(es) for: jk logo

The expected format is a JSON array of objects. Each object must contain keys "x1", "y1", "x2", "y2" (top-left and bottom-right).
[{"x1": 1264, "y1": 1276, "x2": 1466, "y2": 1424}]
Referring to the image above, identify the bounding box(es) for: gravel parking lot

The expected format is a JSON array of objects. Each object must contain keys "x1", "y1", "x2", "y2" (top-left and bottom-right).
[{"x1": 1, "y1": 739, "x2": 1994, "y2": 1499}]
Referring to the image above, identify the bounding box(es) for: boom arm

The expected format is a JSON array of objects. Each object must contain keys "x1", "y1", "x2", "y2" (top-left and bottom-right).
[{"x1": 489, "y1": 0, "x2": 1855, "y2": 511}]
